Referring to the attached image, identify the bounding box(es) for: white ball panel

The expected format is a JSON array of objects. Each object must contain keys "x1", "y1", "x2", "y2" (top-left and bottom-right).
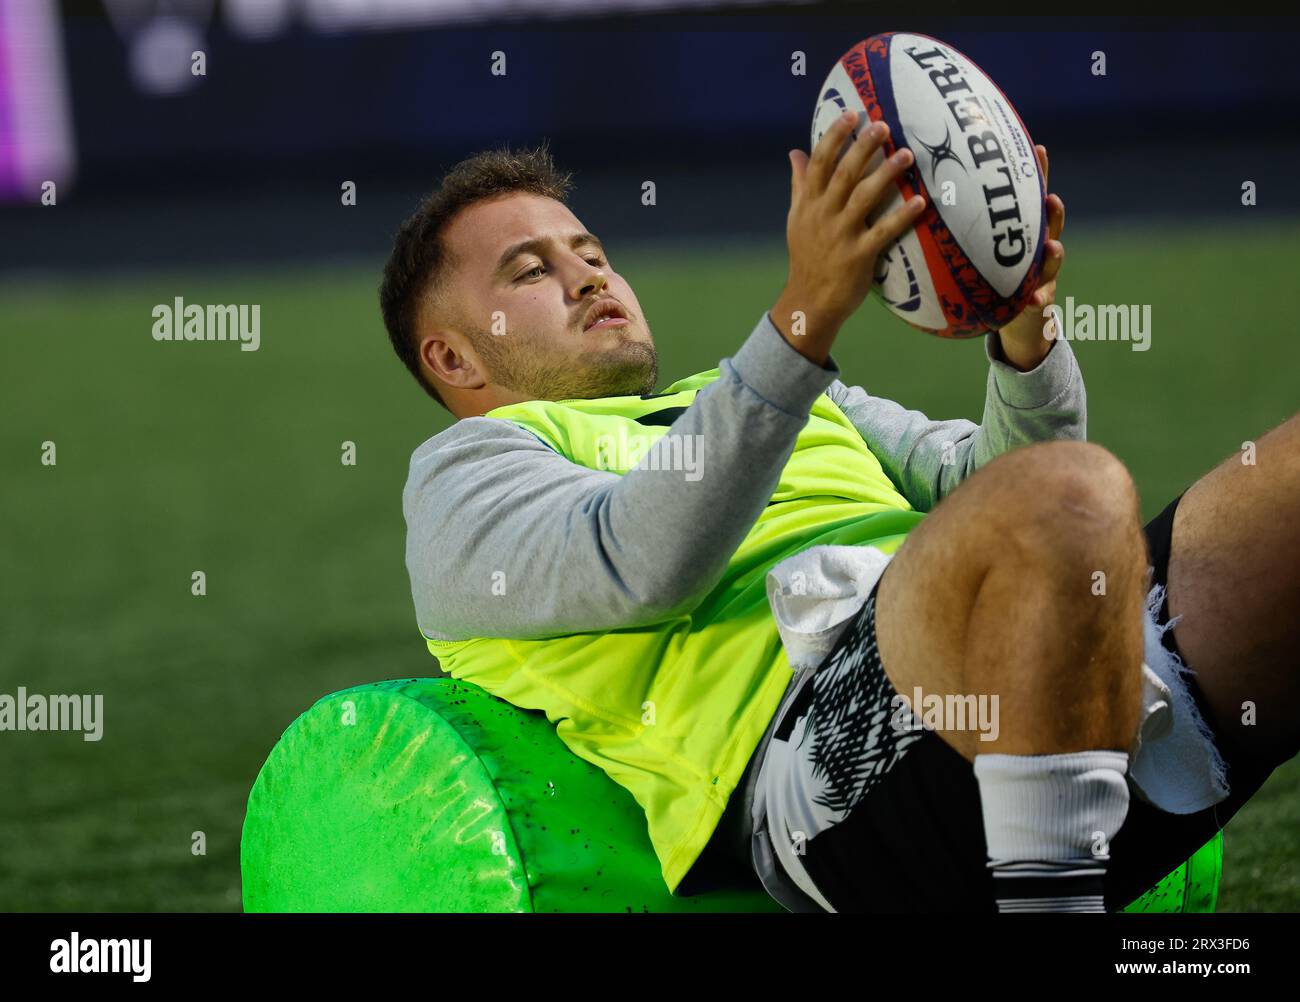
[{"x1": 888, "y1": 33, "x2": 1042, "y2": 299}]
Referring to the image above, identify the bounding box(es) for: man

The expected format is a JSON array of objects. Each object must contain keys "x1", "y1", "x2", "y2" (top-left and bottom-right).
[{"x1": 379, "y1": 124, "x2": 1298, "y2": 912}]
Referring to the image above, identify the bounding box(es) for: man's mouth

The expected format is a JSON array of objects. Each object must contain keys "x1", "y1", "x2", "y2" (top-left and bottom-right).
[{"x1": 582, "y1": 299, "x2": 630, "y2": 332}]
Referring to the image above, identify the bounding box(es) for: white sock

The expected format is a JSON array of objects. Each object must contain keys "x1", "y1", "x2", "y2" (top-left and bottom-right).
[{"x1": 974, "y1": 751, "x2": 1130, "y2": 913}]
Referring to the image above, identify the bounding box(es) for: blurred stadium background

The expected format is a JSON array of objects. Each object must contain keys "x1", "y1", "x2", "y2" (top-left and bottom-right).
[{"x1": 0, "y1": 2, "x2": 1296, "y2": 911}]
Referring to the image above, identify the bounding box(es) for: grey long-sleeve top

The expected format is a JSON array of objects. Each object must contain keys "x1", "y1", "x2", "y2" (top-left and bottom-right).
[{"x1": 403, "y1": 311, "x2": 1086, "y2": 643}]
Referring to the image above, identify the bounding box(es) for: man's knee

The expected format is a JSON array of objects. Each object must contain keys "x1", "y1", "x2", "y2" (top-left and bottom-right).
[{"x1": 990, "y1": 442, "x2": 1143, "y2": 569}]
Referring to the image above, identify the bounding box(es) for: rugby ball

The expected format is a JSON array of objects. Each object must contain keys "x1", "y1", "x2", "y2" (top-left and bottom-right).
[{"x1": 812, "y1": 33, "x2": 1046, "y2": 337}]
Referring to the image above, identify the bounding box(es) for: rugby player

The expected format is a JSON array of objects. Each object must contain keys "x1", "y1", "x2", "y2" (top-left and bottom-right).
[{"x1": 379, "y1": 122, "x2": 1298, "y2": 912}]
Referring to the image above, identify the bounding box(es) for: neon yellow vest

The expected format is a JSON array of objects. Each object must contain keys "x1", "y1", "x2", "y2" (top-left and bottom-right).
[{"x1": 425, "y1": 367, "x2": 925, "y2": 892}]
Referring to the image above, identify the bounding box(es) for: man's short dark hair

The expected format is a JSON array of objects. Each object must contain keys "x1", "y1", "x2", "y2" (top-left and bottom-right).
[{"x1": 379, "y1": 143, "x2": 574, "y2": 410}]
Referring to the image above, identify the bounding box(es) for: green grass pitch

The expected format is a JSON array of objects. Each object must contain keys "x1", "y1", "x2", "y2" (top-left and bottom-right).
[{"x1": 1, "y1": 219, "x2": 1296, "y2": 911}]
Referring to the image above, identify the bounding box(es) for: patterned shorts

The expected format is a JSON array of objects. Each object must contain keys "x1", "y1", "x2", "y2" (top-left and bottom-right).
[{"x1": 752, "y1": 581, "x2": 929, "y2": 911}]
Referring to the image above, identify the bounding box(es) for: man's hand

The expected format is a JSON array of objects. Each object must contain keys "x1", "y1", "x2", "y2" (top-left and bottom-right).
[
  {"x1": 992, "y1": 144, "x2": 1066, "y2": 372},
  {"x1": 771, "y1": 110, "x2": 926, "y2": 365}
]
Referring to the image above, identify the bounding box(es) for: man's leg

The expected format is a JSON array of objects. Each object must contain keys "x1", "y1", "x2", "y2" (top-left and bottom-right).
[
  {"x1": 1162, "y1": 413, "x2": 1300, "y2": 774},
  {"x1": 873, "y1": 439, "x2": 1150, "y2": 911},
  {"x1": 874, "y1": 439, "x2": 1147, "y2": 760},
  {"x1": 1099, "y1": 414, "x2": 1300, "y2": 908}
]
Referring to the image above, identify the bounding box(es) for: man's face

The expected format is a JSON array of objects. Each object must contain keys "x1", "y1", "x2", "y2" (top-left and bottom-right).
[{"x1": 435, "y1": 192, "x2": 658, "y2": 404}]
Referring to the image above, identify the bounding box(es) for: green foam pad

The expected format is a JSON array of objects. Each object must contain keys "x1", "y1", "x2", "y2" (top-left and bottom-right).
[
  {"x1": 1123, "y1": 830, "x2": 1222, "y2": 913},
  {"x1": 242, "y1": 677, "x2": 1219, "y2": 913},
  {"x1": 241, "y1": 677, "x2": 782, "y2": 912}
]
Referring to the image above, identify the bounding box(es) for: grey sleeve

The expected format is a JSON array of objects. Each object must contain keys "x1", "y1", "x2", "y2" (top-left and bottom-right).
[
  {"x1": 405, "y1": 312, "x2": 839, "y2": 642},
  {"x1": 825, "y1": 333, "x2": 1087, "y2": 513}
]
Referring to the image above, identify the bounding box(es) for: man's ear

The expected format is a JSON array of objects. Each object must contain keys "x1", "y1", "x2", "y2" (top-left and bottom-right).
[{"x1": 421, "y1": 330, "x2": 487, "y2": 392}]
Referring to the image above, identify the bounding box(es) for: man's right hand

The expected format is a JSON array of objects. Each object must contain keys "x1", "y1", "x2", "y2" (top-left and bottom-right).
[{"x1": 771, "y1": 110, "x2": 926, "y2": 365}]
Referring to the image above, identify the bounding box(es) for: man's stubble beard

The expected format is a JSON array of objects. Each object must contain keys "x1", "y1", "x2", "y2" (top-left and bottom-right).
[{"x1": 473, "y1": 324, "x2": 659, "y2": 401}]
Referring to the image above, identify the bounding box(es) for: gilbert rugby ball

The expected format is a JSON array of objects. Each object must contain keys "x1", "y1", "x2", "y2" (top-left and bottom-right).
[{"x1": 812, "y1": 32, "x2": 1046, "y2": 337}]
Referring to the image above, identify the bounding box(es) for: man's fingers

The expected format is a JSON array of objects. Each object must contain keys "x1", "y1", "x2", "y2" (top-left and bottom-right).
[
  {"x1": 863, "y1": 192, "x2": 926, "y2": 255},
  {"x1": 847, "y1": 144, "x2": 914, "y2": 220},
  {"x1": 1031, "y1": 240, "x2": 1064, "y2": 305},
  {"x1": 1041, "y1": 239, "x2": 1064, "y2": 281},
  {"x1": 1038, "y1": 148, "x2": 1066, "y2": 246},
  {"x1": 789, "y1": 149, "x2": 809, "y2": 199},
  {"x1": 1046, "y1": 193, "x2": 1065, "y2": 241},
  {"x1": 829, "y1": 119, "x2": 890, "y2": 204},
  {"x1": 806, "y1": 110, "x2": 859, "y2": 193}
]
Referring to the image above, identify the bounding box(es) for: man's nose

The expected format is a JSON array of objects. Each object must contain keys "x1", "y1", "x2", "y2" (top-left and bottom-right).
[{"x1": 574, "y1": 269, "x2": 609, "y2": 299}]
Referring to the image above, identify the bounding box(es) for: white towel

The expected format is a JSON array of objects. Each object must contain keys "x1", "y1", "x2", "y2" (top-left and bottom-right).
[
  {"x1": 765, "y1": 544, "x2": 1230, "y2": 815},
  {"x1": 1131, "y1": 583, "x2": 1232, "y2": 813}
]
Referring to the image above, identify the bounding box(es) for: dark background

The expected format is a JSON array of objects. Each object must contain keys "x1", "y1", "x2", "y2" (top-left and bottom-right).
[{"x1": 7, "y1": 10, "x2": 1300, "y2": 271}]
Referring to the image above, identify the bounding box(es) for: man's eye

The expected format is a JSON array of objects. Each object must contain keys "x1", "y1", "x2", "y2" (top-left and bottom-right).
[
  {"x1": 586, "y1": 256, "x2": 607, "y2": 267},
  {"x1": 519, "y1": 264, "x2": 544, "y2": 280}
]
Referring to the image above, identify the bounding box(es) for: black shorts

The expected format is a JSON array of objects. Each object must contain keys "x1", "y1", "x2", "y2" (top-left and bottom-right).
[{"x1": 745, "y1": 492, "x2": 1275, "y2": 912}]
